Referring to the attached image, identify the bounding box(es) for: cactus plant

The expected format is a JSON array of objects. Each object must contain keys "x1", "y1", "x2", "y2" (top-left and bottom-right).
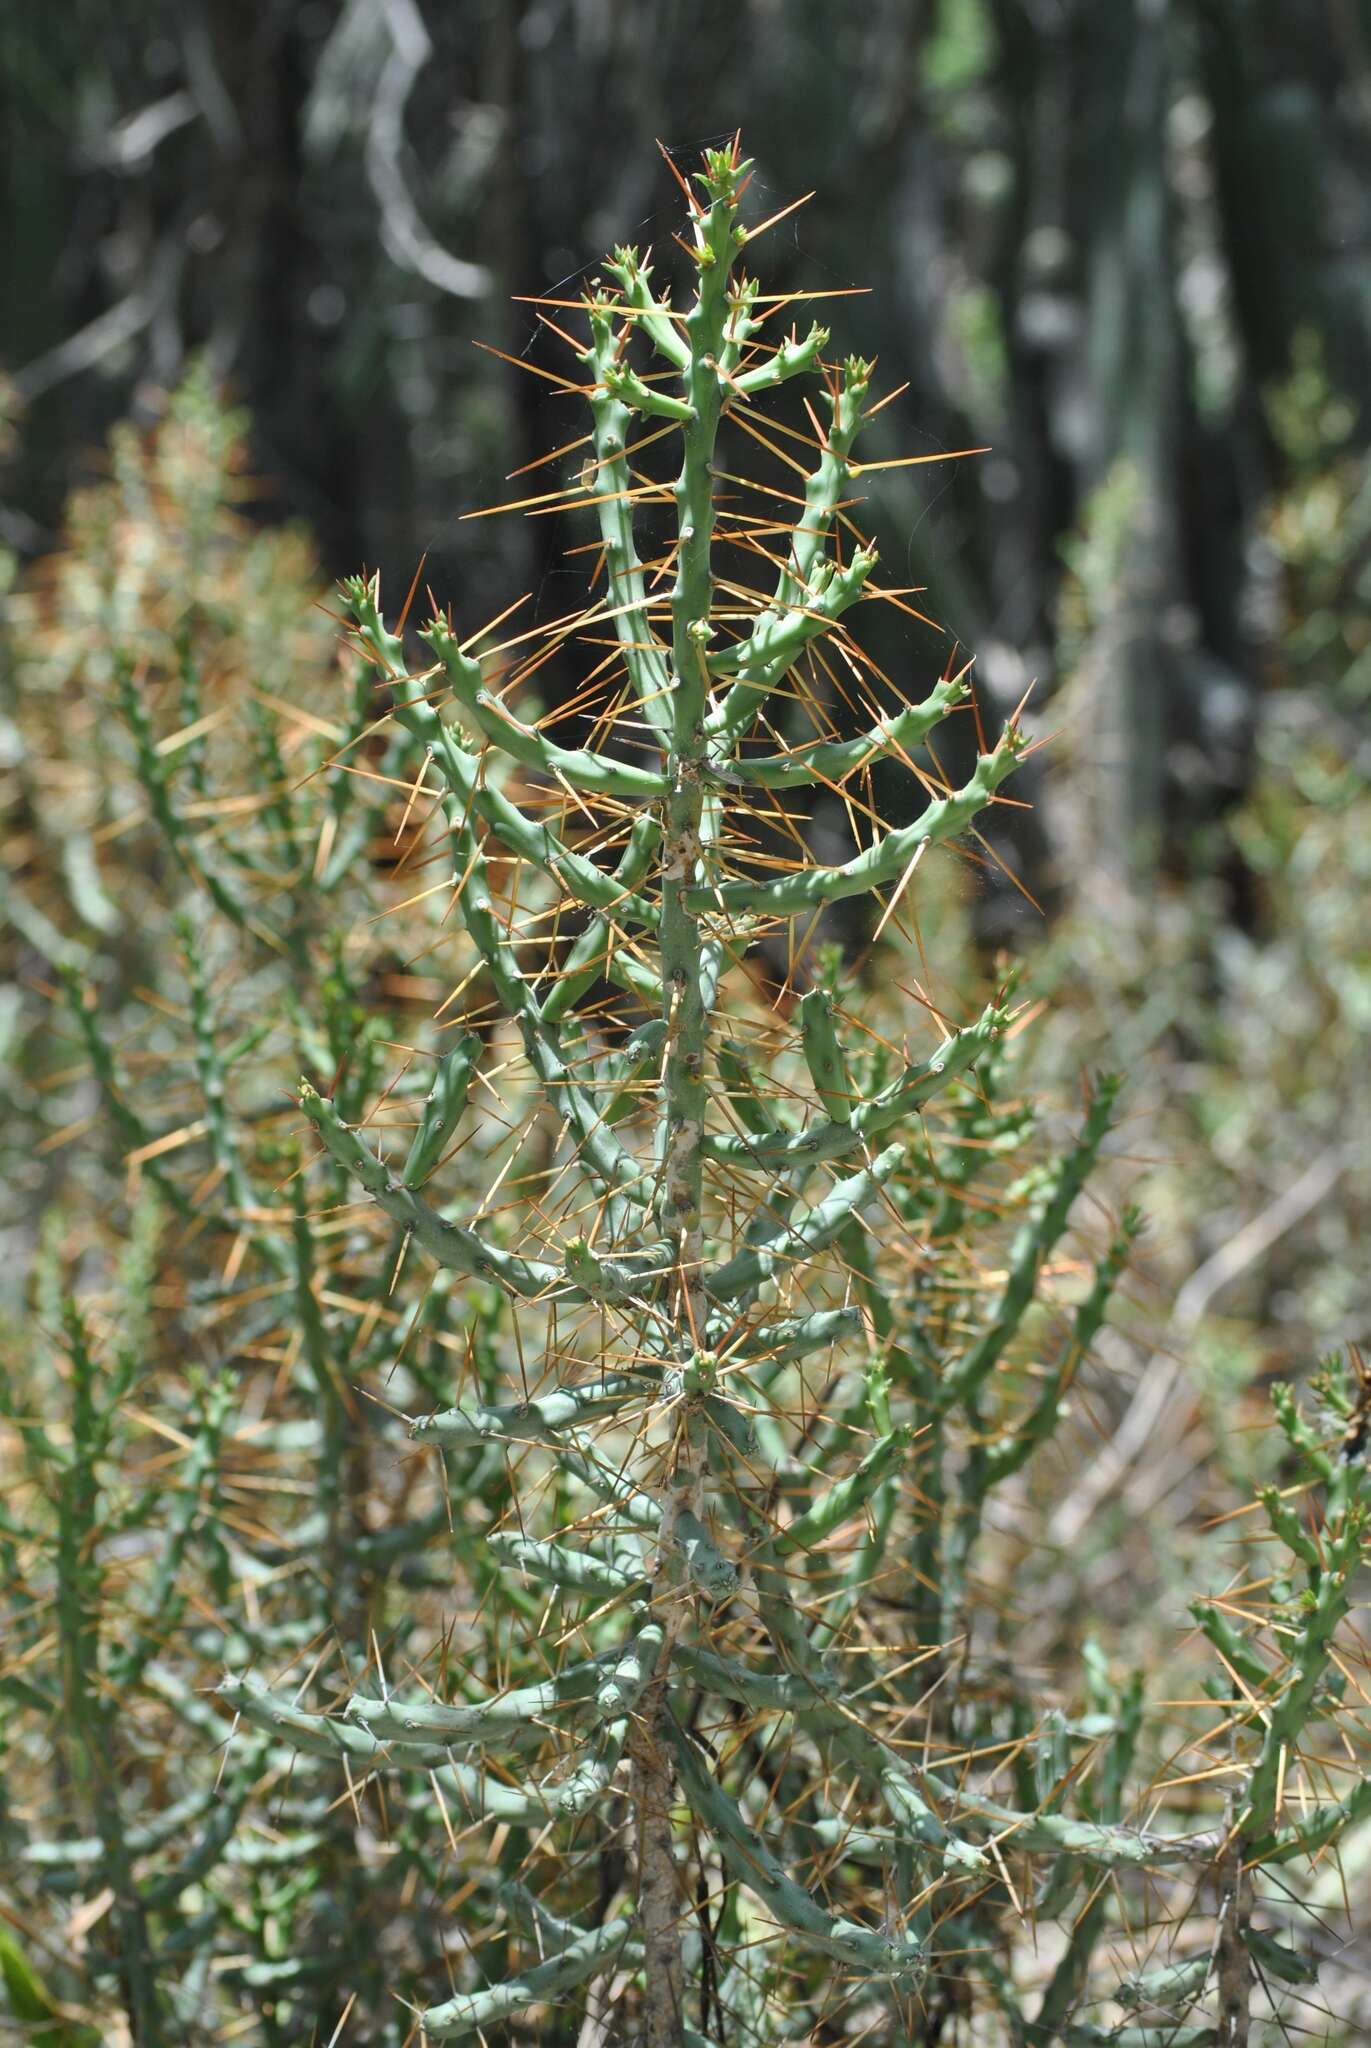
[
  {"x1": 216, "y1": 139, "x2": 1332, "y2": 2042},
  {"x1": 5, "y1": 142, "x2": 1371, "y2": 2048}
]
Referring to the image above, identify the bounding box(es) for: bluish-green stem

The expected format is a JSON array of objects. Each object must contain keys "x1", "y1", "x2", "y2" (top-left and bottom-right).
[
  {"x1": 379, "y1": 737, "x2": 656, "y2": 1207},
  {"x1": 598, "y1": 1615, "x2": 668, "y2": 1718},
  {"x1": 57, "y1": 1302, "x2": 164, "y2": 2046},
  {"x1": 583, "y1": 287, "x2": 675, "y2": 740},
  {"x1": 704, "y1": 355, "x2": 873, "y2": 746},
  {"x1": 220, "y1": 1675, "x2": 517, "y2": 1774},
  {"x1": 349, "y1": 1732, "x2": 558, "y2": 1825},
  {"x1": 115, "y1": 653, "x2": 251, "y2": 933},
  {"x1": 542, "y1": 810, "x2": 661, "y2": 1021},
  {"x1": 614, "y1": 155, "x2": 755, "y2": 2048},
  {"x1": 690, "y1": 731, "x2": 1024, "y2": 918},
  {"x1": 343, "y1": 1655, "x2": 611, "y2": 1746},
  {"x1": 347, "y1": 582, "x2": 658, "y2": 931},
  {"x1": 422, "y1": 610, "x2": 668, "y2": 797},
  {"x1": 770, "y1": 1424, "x2": 916, "y2": 1557},
  {"x1": 558, "y1": 1718, "x2": 630, "y2": 1817},
  {"x1": 342, "y1": 601, "x2": 655, "y2": 1231},
  {"x1": 729, "y1": 305, "x2": 829, "y2": 398},
  {"x1": 317, "y1": 646, "x2": 398, "y2": 890},
  {"x1": 714, "y1": 1305, "x2": 864, "y2": 1367},
  {"x1": 939, "y1": 1075, "x2": 1120, "y2": 1416},
  {"x1": 1191, "y1": 1597, "x2": 1273, "y2": 1697},
  {"x1": 770, "y1": 355, "x2": 872, "y2": 613},
  {"x1": 1256, "y1": 1769, "x2": 1371, "y2": 1865},
  {"x1": 723, "y1": 668, "x2": 967, "y2": 787},
  {"x1": 705, "y1": 547, "x2": 876, "y2": 733},
  {"x1": 665, "y1": 1713, "x2": 927, "y2": 1988},
  {"x1": 1026, "y1": 1670, "x2": 1143, "y2": 2044},
  {"x1": 704, "y1": 1001, "x2": 1006, "y2": 1168},
  {"x1": 1239, "y1": 1431, "x2": 1365, "y2": 1838},
  {"x1": 409, "y1": 1368, "x2": 659, "y2": 1446},
  {"x1": 298, "y1": 1078, "x2": 559, "y2": 1296},
  {"x1": 938, "y1": 1081, "x2": 1121, "y2": 1650},
  {"x1": 703, "y1": 1143, "x2": 904, "y2": 1303},
  {"x1": 603, "y1": 246, "x2": 691, "y2": 370},
  {"x1": 59, "y1": 967, "x2": 194, "y2": 1221},
  {"x1": 695, "y1": 1472, "x2": 980, "y2": 1877},
  {"x1": 563, "y1": 1235, "x2": 679, "y2": 1304},
  {"x1": 560, "y1": 1432, "x2": 663, "y2": 1534},
  {"x1": 419, "y1": 1916, "x2": 638, "y2": 2038},
  {"x1": 797, "y1": 986, "x2": 853, "y2": 1118},
  {"x1": 414, "y1": 659, "x2": 660, "y2": 931},
  {"x1": 585, "y1": 1015, "x2": 666, "y2": 1121},
  {"x1": 486, "y1": 1532, "x2": 646, "y2": 1601},
  {"x1": 402, "y1": 1030, "x2": 481, "y2": 1186}
]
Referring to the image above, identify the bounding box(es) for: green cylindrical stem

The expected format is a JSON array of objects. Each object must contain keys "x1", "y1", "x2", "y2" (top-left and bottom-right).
[
  {"x1": 733, "y1": 319, "x2": 829, "y2": 394},
  {"x1": 409, "y1": 1373, "x2": 650, "y2": 1448},
  {"x1": 597, "y1": 1616, "x2": 667, "y2": 1719},
  {"x1": 402, "y1": 1029, "x2": 481, "y2": 1187},
  {"x1": 556, "y1": 1718, "x2": 630, "y2": 1817},
  {"x1": 940, "y1": 1075, "x2": 1120, "y2": 1414},
  {"x1": 720, "y1": 670, "x2": 969, "y2": 788},
  {"x1": 707, "y1": 547, "x2": 874, "y2": 689},
  {"x1": 665, "y1": 1714, "x2": 927, "y2": 1987},
  {"x1": 349, "y1": 602, "x2": 659, "y2": 936},
  {"x1": 582, "y1": 293, "x2": 675, "y2": 737},
  {"x1": 486, "y1": 1533, "x2": 646, "y2": 1599},
  {"x1": 297, "y1": 1079, "x2": 560, "y2": 1296},
  {"x1": 704, "y1": 1143, "x2": 903, "y2": 1302},
  {"x1": 771, "y1": 1426, "x2": 915, "y2": 1557},
  {"x1": 704, "y1": 356, "x2": 873, "y2": 744},
  {"x1": 673, "y1": 1646, "x2": 836, "y2": 1713},
  {"x1": 705, "y1": 1003, "x2": 1005, "y2": 1168},
  {"x1": 421, "y1": 615, "x2": 668, "y2": 796},
  {"x1": 343, "y1": 1657, "x2": 607, "y2": 1746},
  {"x1": 603, "y1": 245, "x2": 690, "y2": 368},
  {"x1": 378, "y1": 667, "x2": 653, "y2": 1216},
  {"x1": 798, "y1": 989, "x2": 854, "y2": 1121},
  {"x1": 543, "y1": 809, "x2": 661, "y2": 1022},
  {"x1": 690, "y1": 734, "x2": 1023, "y2": 917},
  {"x1": 418, "y1": 1915, "x2": 637, "y2": 2036},
  {"x1": 1242, "y1": 1535, "x2": 1361, "y2": 1836},
  {"x1": 714, "y1": 1306, "x2": 863, "y2": 1367},
  {"x1": 220, "y1": 1676, "x2": 457, "y2": 1770}
]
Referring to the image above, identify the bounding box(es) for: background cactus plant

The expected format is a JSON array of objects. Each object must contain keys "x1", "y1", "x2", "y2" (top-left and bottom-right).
[{"x1": 2, "y1": 141, "x2": 1369, "y2": 2048}]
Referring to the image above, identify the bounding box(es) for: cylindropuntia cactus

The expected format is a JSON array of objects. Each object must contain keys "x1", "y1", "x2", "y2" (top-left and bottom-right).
[{"x1": 201, "y1": 140, "x2": 1371, "y2": 2047}]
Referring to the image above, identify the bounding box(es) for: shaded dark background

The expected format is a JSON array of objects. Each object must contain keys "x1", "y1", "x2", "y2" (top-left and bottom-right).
[{"x1": 4, "y1": 0, "x2": 1369, "y2": 929}]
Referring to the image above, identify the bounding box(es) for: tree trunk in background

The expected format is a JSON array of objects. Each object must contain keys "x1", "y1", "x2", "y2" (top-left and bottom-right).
[{"x1": 1071, "y1": 0, "x2": 1182, "y2": 910}]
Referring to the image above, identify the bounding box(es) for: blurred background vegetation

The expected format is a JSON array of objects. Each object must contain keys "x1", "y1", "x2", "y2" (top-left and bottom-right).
[{"x1": 3, "y1": 1, "x2": 1370, "y2": 2039}]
